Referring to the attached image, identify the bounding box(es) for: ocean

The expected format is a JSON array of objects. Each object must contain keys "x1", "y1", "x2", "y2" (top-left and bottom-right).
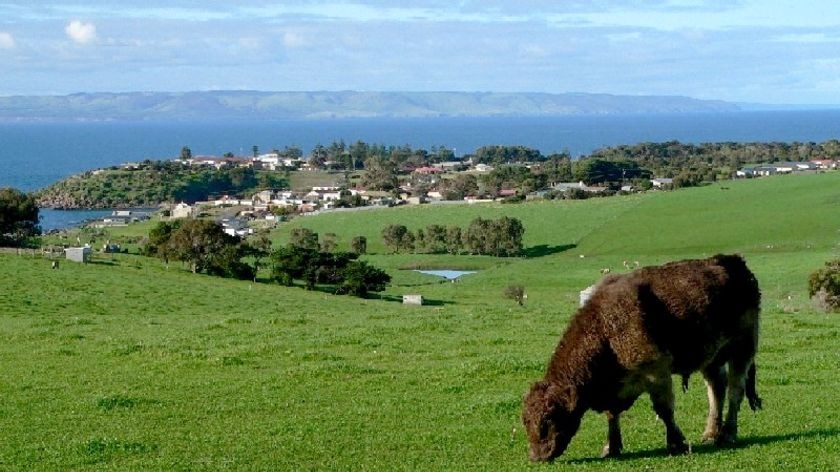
[{"x1": 2, "y1": 110, "x2": 840, "y2": 230}]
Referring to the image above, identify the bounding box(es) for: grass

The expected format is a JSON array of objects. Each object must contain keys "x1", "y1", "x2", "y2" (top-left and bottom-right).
[{"x1": 1, "y1": 172, "x2": 839, "y2": 470}]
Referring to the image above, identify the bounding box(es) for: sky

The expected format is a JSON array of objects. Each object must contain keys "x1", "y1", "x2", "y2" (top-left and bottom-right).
[{"x1": 1, "y1": 1, "x2": 840, "y2": 104}]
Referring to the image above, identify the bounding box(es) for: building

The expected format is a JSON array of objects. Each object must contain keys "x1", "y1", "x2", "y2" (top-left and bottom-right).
[{"x1": 65, "y1": 246, "x2": 92, "y2": 263}]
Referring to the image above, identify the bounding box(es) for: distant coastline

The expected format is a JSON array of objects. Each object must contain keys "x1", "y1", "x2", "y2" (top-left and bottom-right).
[{"x1": 0, "y1": 91, "x2": 742, "y2": 122}]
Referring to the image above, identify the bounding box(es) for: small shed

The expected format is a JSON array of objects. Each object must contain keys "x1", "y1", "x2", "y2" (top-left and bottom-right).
[
  {"x1": 65, "y1": 246, "x2": 92, "y2": 263},
  {"x1": 402, "y1": 294, "x2": 424, "y2": 306}
]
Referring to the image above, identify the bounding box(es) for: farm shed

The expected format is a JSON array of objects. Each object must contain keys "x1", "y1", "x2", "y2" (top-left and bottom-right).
[
  {"x1": 65, "y1": 246, "x2": 92, "y2": 263},
  {"x1": 402, "y1": 295, "x2": 424, "y2": 305}
]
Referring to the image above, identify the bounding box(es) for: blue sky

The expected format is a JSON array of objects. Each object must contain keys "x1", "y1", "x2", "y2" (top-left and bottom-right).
[{"x1": 1, "y1": 1, "x2": 839, "y2": 104}]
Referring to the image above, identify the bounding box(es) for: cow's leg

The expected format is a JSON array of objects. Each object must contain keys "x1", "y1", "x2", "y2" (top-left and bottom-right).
[
  {"x1": 649, "y1": 376, "x2": 689, "y2": 454},
  {"x1": 719, "y1": 356, "x2": 753, "y2": 445},
  {"x1": 701, "y1": 364, "x2": 727, "y2": 443},
  {"x1": 601, "y1": 411, "x2": 623, "y2": 458}
]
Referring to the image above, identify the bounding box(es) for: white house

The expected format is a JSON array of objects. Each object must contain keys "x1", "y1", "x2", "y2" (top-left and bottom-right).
[
  {"x1": 172, "y1": 202, "x2": 193, "y2": 219},
  {"x1": 650, "y1": 178, "x2": 674, "y2": 188}
]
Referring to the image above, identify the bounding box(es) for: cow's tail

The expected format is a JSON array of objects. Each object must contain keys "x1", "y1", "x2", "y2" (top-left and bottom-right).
[{"x1": 745, "y1": 362, "x2": 762, "y2": 411}]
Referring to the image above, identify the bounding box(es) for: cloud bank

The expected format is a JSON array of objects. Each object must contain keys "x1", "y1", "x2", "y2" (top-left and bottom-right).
[
  {"x1": 0, "y1": 1, "x2": 837, "y2": 105},
  {"x1": 65, "y1": 20, "x2": 97, "y2": 44},
  {"x1": 0, "y1": 32, "x2": 16, "y2": 49}
]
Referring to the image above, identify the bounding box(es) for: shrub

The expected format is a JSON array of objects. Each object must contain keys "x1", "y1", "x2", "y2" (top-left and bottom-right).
[
  {"x1": 808, "y1": 259, "x2": 840, "y2": 312},
  {"x1": 504, "y1": 284, "x2": 526, "y2": 306}
]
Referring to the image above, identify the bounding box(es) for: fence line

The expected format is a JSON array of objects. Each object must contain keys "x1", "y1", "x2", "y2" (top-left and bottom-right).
[{"x1": 0, "y1": 247, "x2": 38, "y2": 256}]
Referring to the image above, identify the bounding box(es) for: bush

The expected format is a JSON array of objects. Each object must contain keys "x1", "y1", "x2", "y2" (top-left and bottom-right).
[
  {"x1": 808, "y1": 259, "x2": 840, "y2": 312},
  {"x1": 504, "y1": 284, "x2": 526, "y2": 306}
]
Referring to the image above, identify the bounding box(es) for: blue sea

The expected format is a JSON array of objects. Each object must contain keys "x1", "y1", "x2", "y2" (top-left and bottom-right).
[{"x1": 2, "y1": 110, "x2": 840, "y2": 230}]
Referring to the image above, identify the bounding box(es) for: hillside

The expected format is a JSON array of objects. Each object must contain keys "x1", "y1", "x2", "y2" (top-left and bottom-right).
[
  {"x1": 1, "y1": 173, "x2": 838, "y2": 470},
  {"x1": 0, "y1": 91, "x2": 740, "y2": 122},
  {"x1": 34, "y1": 164, "x2": 288, "y2": 209}
]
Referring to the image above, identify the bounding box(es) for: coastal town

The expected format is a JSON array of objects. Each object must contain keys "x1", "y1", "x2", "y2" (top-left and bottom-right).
[{"x1": 118, "y1": 150, "x2": 837, "y2": 230}]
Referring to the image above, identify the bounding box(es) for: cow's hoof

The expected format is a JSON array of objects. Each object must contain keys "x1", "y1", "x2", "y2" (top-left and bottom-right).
[
  {"x1": 667, "y1": 441, "x2": 690, "y2": 455},
  {"x1": 701, "y1": 431, "x2": 720, "y2": 444},
  {"x1": 716, "y1": 426, "x2": 737, "y2": 447},
  {"x1": 715, "y1": 433, "x2": 737, "y2": 447}
]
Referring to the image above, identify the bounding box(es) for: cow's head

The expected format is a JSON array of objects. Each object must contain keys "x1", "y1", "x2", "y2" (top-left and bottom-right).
[{"x1": 522, "y1": 381, "x2": 582, "y2": 462}]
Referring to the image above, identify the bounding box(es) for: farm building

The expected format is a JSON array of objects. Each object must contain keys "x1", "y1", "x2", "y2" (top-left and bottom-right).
[{"x1": 65, "y1": 246, "x2": 92, "y2": 263}]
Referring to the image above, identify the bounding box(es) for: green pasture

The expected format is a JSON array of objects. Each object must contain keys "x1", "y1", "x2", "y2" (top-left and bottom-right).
[{"x1": 1, "y1": 173, "x2": 839, "y2": 470}]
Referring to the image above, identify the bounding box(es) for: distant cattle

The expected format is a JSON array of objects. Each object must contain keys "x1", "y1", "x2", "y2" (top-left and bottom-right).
[{"x1": 523, "y1": 254, "x2": 762, "y2": 461}]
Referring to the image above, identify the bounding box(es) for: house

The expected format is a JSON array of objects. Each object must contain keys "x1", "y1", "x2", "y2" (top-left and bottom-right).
[
  {"x1": 414, "y1": 166, "x2": 443, "y2": 175},
  {"x1": 811, "y1": 159, "x2": 837, "y2": 169},
  {"x1": 172, "y1": 202, "x2": 193, "y2": 219},
  {"x1": 650, "y1": 178, "x2": 674, "y2": 188},
  {"x1": 737, "y1": 161, "x2": 817, "y2": 177},
  {"x1": 553, "y1": 182, "x2": 609, "y2": 193},
  {"x1": 220, "y1": 219, "x2": 253, "y2": 237},
  {"x1": 189, "y1": 156, "x2": 253, "y2": 169},
  {"x1": 434, "y1": 161, "x2": 466, "y2": 172},
  {"x1": 473, "y1": 163, "x2": 494, "y2": 172},
  {"x1": 406, "y1": 196, "x2": 427, "y2": 205},
  {"x1": 65, "y1": 246, "x2": 92, "y2": 263}
]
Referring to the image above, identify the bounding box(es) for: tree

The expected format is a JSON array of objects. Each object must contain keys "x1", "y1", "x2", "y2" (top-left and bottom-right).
[
  {"x1": 445, "y1": 226, "x2": 462, "y2": 255},
  {"x1": 336, "y1": 261, "x2": 392, "y2": 297},
  {"x1": 165, "y1": 219, "x2": 240, "y2": 274},
  {"x1": 465, "y1": 217, "x2": 495, "y2": 255},
  {"x1": 464, "y1": 216, "x2": 524, "y2": 257},
  {"x1": 362, "y1": 155, "x2": 398, "y2": 191},
  {"x1": 148, "y1": 219, "x2": 253, "y2": 279},
  {"x1": 179, "y1": 146, "x2": 192, "y2": 160},
  {"x1": 289, "y1": 228, "x2": 319, "y2": 251},
  {"x1": 270, "y1": 246, "x2": 321, "y2": 288},
  {"x1": 321, "y1": 233, "x2": 338, "y2": 253},
  {"x1": 423, "y1": 224, "x2": 448, "y2": 254},
  {"x1": 143, "y1": 220, "x2": 182, "y2": 262},
  {"x1": 350, "y1": 236, "x2": 367, "y2": 255},
  {"x1": 243, "y1": 232, "x2": 272, "y2": 281},
  {"x1": 381, "y1": 224, "x2": 414, "y2": 253},
  {"x1": 504, "y1": 284, "x2": 526, "y2": 306},
  {"x1": 494, "y1": 216, "x2": 525, "y2": 257},
  {"x1": 310, "y1": 144, "x2": 328, "y2": 169},
  {"x1": 542, "y1": 153, "x2": 573, "y2": 183},
  {"x1": 808, "y1": 259, "x2": 840, "y2": 312},
  {"x1": 439, "y1": 173, "x2": 478, "y2": 200},
  {"x1": 0, "y1": 188, "x2": 40, "y2": 247}
]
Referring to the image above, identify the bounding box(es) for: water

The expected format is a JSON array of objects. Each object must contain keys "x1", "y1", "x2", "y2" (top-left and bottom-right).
[
  {"x1": 2, "y1": 110, "x2": 840, "y2": 229},
  {"x1": 414, "y1": 270, "x2": 477, "y2": 280},
  {"x1": 38, "y1": 208, "x2": 114, "y2": 232}
]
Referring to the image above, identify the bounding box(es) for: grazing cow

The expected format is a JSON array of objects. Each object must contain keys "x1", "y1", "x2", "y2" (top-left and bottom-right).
[{"x1": 523, "y1": 254, "x2": 762, "y2": 461}]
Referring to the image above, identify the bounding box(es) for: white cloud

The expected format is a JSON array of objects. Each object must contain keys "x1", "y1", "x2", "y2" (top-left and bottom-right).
[
  {"x1": 0, "y1": 32, "x2": 15, "y2": 50},
  {"x1": 65, "y1": 20, "x2": 97, "y2": 44},
  {"x1": 283, "y1": 32, "x2": 306, "y2": 48}
]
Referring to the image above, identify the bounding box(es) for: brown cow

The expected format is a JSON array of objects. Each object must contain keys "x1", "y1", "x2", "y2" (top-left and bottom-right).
[{"x1": 523, "y1": 254, "x2": 762, "y2": 461}]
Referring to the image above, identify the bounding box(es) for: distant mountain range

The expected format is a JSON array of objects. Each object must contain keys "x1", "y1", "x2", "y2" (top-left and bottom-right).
[{"x1": 0, "y1": 91, "x2": 744, "y2": 122}]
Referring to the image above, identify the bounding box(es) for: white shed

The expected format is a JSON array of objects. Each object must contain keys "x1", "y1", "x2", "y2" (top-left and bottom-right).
[
  {"x1": 402, "y1": 294, "x2": 424, "y2": 306},
  {"x1": 65, "y1": 246, "x2": 92, "y2": 263}
]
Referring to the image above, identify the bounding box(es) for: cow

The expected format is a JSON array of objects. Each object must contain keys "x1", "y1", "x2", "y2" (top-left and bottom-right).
[{"x1": 523, "y1": 254, "x2": 762, "y2": 461}]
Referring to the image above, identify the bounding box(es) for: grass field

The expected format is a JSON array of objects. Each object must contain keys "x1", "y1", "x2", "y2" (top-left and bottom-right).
[{"x1": 1, "y1": 173, "x2": 839, "y2": 470}]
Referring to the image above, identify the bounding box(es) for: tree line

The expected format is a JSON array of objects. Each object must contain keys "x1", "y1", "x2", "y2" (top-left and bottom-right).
[
  {"x1": 143, "y1": 221, "x2": 389, "y2": 298},
  {"x1": 264, "y1": 139, "x2": 840, "y2": 193},
  {"x1": 381, "y1": 216, "x2": 525, "y2": 257}
]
